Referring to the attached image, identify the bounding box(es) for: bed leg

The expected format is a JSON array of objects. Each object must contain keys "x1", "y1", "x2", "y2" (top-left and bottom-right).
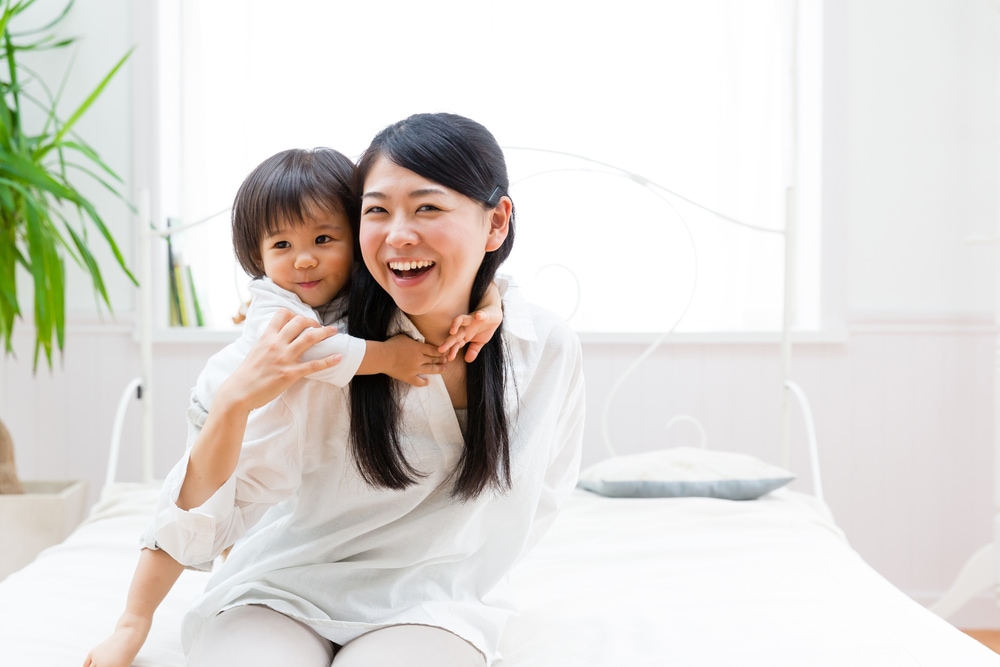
[{"x1": 928, "y1": 543, "x2": 996, "y2": 620}]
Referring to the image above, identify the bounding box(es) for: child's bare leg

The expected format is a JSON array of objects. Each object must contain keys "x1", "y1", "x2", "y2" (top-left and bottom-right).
[{"x1": 83, "y1": 548, "x2": 184, "y2": 667}]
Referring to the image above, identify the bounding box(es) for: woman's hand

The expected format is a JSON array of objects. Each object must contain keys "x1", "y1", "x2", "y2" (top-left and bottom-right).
[
  {"x1": 215, "y1": 308, "x2": 342, "y2": 415},
  {"x1": 178, "y1": 309, "x2": 341, "y2": 511}
]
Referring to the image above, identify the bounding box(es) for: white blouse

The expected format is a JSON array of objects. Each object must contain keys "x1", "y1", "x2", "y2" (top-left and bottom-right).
[{"x1": 149, "y1": 288, "x2": 585, "y2": 664}]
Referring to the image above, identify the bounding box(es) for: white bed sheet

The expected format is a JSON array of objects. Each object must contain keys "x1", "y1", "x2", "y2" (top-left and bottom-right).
[{"x1": 1, "y1": 483, "x2": 997, "y2": 666}]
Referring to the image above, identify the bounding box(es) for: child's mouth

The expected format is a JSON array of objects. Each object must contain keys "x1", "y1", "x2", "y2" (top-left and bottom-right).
[{"x1": 388, "y1": 260, "x2": 435, "y2": 279}]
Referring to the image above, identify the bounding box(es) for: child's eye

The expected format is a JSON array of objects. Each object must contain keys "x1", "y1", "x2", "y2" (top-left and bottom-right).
[
  {"x1": 315, "y1": 235, "x2": 333, "y2": 244},
  {"x1": 273, "y1": 240, "x2": 290, "y2": 249}
]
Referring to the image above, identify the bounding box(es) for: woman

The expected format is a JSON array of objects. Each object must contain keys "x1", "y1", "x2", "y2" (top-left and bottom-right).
[{"x1": 152, "y1": 113, "x2": 585, "y2": 666}]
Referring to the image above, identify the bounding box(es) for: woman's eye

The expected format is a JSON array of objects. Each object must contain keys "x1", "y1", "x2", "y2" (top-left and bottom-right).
[
  {"x1": 363, "y1": 205, "x2": 386, "y2": 215},
  {"x1": 417, "y1": 204, "x2": 440, "y2": 213}
]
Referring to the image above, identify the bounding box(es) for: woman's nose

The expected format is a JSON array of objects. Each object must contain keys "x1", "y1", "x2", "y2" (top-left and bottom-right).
[{"x1": 385, "y1": 214, "x2": 418, "y2": 247}]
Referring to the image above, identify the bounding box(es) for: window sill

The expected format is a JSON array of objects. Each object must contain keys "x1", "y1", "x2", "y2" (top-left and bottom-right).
[{"x1": 575, "y1": 330, "x2": 850, "y2": 345}]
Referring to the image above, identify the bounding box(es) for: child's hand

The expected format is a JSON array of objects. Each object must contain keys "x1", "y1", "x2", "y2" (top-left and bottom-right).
[
  {"x1": 82, "y1": 614, "x2": 151, "y2": 667},
  {"x1": 384, "y1": 334, "x2": 446, "y2": 387},
  {"x1": 439, "y1": 303, "x2": 503, "y2": 363}
]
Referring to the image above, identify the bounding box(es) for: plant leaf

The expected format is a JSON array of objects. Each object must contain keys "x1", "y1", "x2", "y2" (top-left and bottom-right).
[
  {"x1": 63, "y1": 220, "x2": 108, "y2": 305},
  {"x1": 46, "y1": 47, "x2": 132, "y2": 151},
  {"x1": 58, "y1": 140, "x2": 124, "y2": 183}
]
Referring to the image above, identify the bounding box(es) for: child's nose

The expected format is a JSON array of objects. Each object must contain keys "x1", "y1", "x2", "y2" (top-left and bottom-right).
[{"x1": 294, "y1": 252, "x2": 318, "y2": 269}]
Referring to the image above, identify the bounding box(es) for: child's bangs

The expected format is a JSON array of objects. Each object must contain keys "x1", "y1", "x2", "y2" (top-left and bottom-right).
[{"x1": 260, "y1": 172, "x2": 343, "y2": 235}]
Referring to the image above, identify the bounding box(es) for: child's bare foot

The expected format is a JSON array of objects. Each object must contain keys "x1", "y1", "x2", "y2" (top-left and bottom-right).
[{"x1": 83, "y1": 616, "x2": 150, "y2": 667}]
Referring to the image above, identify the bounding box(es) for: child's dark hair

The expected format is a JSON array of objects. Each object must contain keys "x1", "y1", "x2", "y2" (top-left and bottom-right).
[
  {"x1": 231, "y1": 148, "x2": 358, "y2": 277},
  {"x1": 349, "y1": 112, "x2": 516, "y2": 501}
]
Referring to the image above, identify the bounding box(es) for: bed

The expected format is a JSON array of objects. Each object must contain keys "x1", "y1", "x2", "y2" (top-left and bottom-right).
[{"x1": 2, "y1": 465, "x2": 998, "y2": 665}]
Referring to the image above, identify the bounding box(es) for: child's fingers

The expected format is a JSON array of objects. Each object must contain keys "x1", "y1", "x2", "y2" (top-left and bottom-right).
[
  {"x1": 436, "y1": 342, "x2": 457, "y2": 362},
  {"x1": 437, "y1": 335, "x2": 466, "y2": 358},
  {"x1": 449, "y1": 314, "x2": 473, "y2": 335},
  {"x1": 442, "y1": 347, "x2": 455, "y2": 362},
  {"x1": 465, "y1": 342, "x2": 485, "y2": 363},
  {"x1": 422, "y1": 361, "x2": 446, "y2": 375}
]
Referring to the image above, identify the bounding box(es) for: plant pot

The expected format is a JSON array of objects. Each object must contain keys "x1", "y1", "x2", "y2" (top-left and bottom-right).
[{"x1": 0, "y1": 480, "x2": 88, "y2": 580}]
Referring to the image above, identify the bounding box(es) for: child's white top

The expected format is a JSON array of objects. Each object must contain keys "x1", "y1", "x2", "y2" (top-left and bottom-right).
[
  {"x1": 190, "y1": 277, "x2": 366, "y2": 420},
  {"x1": 150, "y1": 287, "x2": 585, "y2": 665}
]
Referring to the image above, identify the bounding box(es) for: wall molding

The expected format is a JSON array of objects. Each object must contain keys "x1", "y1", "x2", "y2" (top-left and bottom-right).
[{"x1": 847, "y1": 311, "x2": 995, "y2": 336}]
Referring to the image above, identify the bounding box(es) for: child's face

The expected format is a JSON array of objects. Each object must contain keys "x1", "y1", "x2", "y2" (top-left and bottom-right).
[{"x1": 260, "y1": 207, "x2": 353, "y2": 308}]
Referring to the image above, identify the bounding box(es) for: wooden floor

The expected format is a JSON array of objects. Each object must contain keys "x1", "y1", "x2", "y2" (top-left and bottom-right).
[{"x1": 962, "y1": 630, "x2": 1000, "y2": 654}]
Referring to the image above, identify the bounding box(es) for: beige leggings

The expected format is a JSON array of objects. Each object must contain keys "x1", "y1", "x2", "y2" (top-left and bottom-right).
[{"x1": 187, "y1": 605, "x2": 486, "y2": 667}]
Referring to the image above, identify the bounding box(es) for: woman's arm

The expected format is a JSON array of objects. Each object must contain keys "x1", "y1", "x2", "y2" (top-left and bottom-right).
[{"x1": 177, "y1": 309, "x2": 340, "y2": 510}]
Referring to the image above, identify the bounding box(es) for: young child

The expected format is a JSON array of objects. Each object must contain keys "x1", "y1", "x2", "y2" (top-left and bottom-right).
[{"x1": 83, "y1": 147, "x2": 502, "y2": 667}]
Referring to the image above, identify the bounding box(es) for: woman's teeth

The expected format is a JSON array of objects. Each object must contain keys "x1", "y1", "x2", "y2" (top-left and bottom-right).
[{"x1": 389, "y1": 260, "x2": 435, "y2": 271}]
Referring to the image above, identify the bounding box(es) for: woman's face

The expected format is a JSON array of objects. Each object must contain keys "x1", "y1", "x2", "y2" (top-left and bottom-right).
[{"x1": 360, "y1": 156, "x2": 509, "y2": 328}]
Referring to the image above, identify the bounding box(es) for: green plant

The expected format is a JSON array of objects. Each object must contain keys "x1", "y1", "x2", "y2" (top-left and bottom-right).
[{"x1": 0, "y1": 0, "x2": 135, "y2": 369}]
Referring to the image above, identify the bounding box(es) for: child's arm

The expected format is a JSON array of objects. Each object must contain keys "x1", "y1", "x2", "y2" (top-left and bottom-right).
[
  {"x1": 83, "y1": 548, "x2": 184, "y2": 667},
  {"x1": 357, "y1": 335, "x2": 446, "y2": 387},
  {"x1": 438, "y1": 280, "x2": 504, "y2": 363}
]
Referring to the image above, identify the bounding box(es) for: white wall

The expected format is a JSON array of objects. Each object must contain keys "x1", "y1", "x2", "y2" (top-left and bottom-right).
[
  {"x1": 2, "y1": 0, "x2": 999, "y2": 629},
  {"x1": 843, "y1": 0, "x2": 997, "y2": 316}
]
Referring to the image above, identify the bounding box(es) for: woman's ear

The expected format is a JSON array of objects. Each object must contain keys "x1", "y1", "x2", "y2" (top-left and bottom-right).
[{"x1": 485, "y1": 196, "x2": 512, "y2": 251}]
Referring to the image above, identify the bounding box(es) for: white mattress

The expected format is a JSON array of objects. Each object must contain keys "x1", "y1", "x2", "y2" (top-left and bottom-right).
[{"x1": 1, "y1": 483, "x2": 997, "y2": 666}]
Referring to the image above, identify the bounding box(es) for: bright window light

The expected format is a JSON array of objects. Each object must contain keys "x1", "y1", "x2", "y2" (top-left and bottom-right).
[{"x1": 162, "y1": 0, "x2": 821, "y2": 334}]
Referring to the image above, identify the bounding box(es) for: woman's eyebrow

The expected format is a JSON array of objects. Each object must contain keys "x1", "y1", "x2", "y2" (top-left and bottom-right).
[
  {"x1": 409, "y1": 187, "x2": 447, "y2": 197},
  {"x1": 361, "y1": 187, "x2": 448, "y2": 199}
]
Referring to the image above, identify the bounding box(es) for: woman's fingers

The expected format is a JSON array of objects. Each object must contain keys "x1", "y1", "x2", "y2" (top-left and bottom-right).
[
  {"x1": 304, "y1": 352, "x2": 342, "y2": 374},
  {"x1": 270, "y1": 310, "x2": 323, "y2": 340},
  {"x1": 217, "y1": 311, "x2": 343, "y2": 412}
]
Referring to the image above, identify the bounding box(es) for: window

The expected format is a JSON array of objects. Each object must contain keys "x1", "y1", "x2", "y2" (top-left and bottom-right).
[{"x1": 156, "y1": 0, "x2": 821, "y2": 335}]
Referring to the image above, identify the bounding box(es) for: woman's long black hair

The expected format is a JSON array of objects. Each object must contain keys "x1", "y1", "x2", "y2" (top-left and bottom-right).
[{"x1": 348, "y1": 113, "x2": 516, "y2": 501}]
